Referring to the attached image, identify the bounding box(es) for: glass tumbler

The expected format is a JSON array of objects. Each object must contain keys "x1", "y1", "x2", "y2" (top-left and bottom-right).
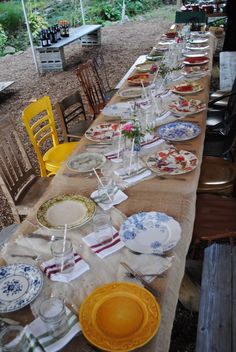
[
  {"x1": 97, "y1": 176, "x2": 116, "y2": 204},
  {"x1": 39, "y1": 297, "x2": 68, "y2": 338},
  {"x1": 51, "y1": 238, "x2": 75, "y2": 273},
  {"x1": 93, "y1": 213, "x2": 114, "y2": 245},
  {"x1": 0, "y1": 326, "x2": 27, "y2": 352}
]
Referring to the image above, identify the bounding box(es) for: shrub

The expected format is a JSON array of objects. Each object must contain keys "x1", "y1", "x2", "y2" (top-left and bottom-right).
[
  {"x1": 0, "y1": 24, "x2": 7, "y2": 54},
  {"x1": 0, "y1": 1, "x2": 23, "y2": 35},
  {"x1": 28, "y1": 13, "x2": 48, "y2": 38}
]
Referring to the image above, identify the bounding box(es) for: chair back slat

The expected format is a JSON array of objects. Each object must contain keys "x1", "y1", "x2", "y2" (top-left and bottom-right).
[
  {"x1": 22, "y1": 96, "x2": 59, "y2": 176},
  {"x1": 56, "y1": 90, "x2": 90, "y2": 142},
  {"x1": 0, "y1": 120, "x2": 37, "y2": 222},
  {"x1": 76, "y1": 60, "x2": 107, "y2": 116}
]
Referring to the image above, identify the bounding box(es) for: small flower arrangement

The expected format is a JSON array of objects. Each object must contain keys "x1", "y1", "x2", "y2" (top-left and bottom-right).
[{"x1": 121, "y1": 120, "x2": 144, "y2": 141}]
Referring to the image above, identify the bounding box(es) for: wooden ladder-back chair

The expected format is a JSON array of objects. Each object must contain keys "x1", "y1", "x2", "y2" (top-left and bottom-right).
[
  {"x1": 22, "y1": 96, "x2": 78, "y2": 177},
  {"x1": 56, "y1": 90, "x2": 93, "y2": 142},
  {"x1": 92, "y1": 53, "x2": 117, "y2": 99},
  {"x1": 204, "y1": 77, "x2": 236, "y2": 159},
  {"x1": 197, "y1": 156, "x2": 236, "y2": 194},
  {"x1": 190, "y1": 183, "x2": 236, "y2": 258},
  {"x1": 0, "y1": 120, "x2": 52, "y2": 223},
  {"x1": 76, "y1": 59, "x2": 108, "y2": 117}
]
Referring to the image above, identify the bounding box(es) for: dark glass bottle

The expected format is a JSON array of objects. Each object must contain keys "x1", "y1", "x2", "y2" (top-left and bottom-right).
[
  {"x1": 40, "y1": 29, "x2": 47, "y2": 47},
  {"x1": 65, "y1": 24, "x2": 69, "y2": 37},
  {"x1": 45, "y1": 30, "x2": 51, "y2": 46}
]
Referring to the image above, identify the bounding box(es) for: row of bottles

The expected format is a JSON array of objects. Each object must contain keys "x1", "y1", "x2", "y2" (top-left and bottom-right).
[{"x1": 40, "y1": 21, "x2": 69, "y2": 47}]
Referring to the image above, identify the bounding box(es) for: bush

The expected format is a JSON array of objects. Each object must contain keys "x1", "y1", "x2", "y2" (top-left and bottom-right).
[
  {"x1": 0, "y1": 1, "x2": 23, "y2": 35},
  {"x1": 0, "y1": 24, "x2": 7, "y2": 54},
  {"x1": 28, "y1": 13, "x2": 48, "y2": 38}
]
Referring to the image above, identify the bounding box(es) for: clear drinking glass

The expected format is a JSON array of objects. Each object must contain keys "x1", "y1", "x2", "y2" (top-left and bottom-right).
[
  {"x1": 0, "y1": 326, "x2": 27, "y2": 352},
  {"x1": 93, "y1": 213, "x2": 114, "y2": 245},
  {"x1": 51, "y1": 238, "x2": 75, "y2": 273},
  {"x1": 39, "y1": 297, "x2": 68, "y2": 338},
  {"x1": 97, "y1": 176, "x2": 116, "y2": 204}
]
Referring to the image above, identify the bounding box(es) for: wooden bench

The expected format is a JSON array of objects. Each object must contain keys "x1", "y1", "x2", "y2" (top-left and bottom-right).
[
  {"x1": 35, "y1": 25, "x2": 102, "y2": 73},
  {"x1": 196, "y1": 243, "x2": 235, "y2": 352},
  {"x1": 0, "y1": 81, "x2": 14, "y2": 93}
]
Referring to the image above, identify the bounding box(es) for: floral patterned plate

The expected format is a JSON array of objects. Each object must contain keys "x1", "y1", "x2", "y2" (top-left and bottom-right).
[
  {"x1": 37, "y1": 194, "x2": 96, "y2": 230},
  {"x1": 146, "y1": 148, "x2": 198, "y2": 175},
  {"x1": 0, "y1": 263, "x2": 43, "y2": 313},
  {"x1": 120, "y1": 211, "x2": 181, "y2": 254},
  {"x1": 171, "y1": 81, "x2": 203, "y2": 94},
  {"x1": 85, "y1": 123, "x2": 121, "y2": 142},
  {"x1": 168, "y1": 98, "x2": 206, "y2": 116},
  {"x1": 157, "y1": 122, "x2": 201, "y2": 141}
]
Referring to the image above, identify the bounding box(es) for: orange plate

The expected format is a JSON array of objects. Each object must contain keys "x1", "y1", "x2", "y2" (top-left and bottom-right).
[{"x1": 79, "y1": 282, "x2": 161, "y2": 352}]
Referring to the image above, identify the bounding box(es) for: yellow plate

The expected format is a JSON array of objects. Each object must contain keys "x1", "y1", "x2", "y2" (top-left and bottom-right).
[{"x1": 79, "y1": 282, "x2": 161, "y2": 351}]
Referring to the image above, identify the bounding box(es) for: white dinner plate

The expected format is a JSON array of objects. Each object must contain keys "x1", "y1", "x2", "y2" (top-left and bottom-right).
[
  {"x1": 37, "y1": 194, "x2": 96, "y2": 230},
  {"x1": 118, "y1": 87, "x2": 143, "y2": 99},
  {"x1": 67, "y1": 152, "x2": 106, "y2": 172},
  {"x1": 186, "y1": 44, "x2": 209, "y2": 51},
  {"x1": 120, "y1": 211, "x2": 181, "y2": 254},
  {"x1": 0, "y1": 263, "x2": 43, "y2": 313}
]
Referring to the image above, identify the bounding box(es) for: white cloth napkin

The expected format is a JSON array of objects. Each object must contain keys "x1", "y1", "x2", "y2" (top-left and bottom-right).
[
  {"x1": 91, "y1": 189, "x2": 128, "y2": 210},
  {"x1": 28, "y1": 308, "x2": 80, "y2": 352},
  {"x1": 104, "y1": 149, "x2": 123, "y2": 163},
  {"x1": 83, "y1": 229, "x2": 124, "y2": 259},
  {"x1": 141, "y1": 135, "x2": 164, "y2": 149},
  {"x1": 41, "y1": 253, "x2": 89, "y2": 282},
  {"x1": 114, "y1": 165, "x2": 152, "y2": 185}
]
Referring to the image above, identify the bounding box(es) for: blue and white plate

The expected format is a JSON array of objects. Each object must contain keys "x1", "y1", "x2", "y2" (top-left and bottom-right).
[
  {"x1": 157, "y1": 121, "x2": 201, "y2": 141},
  {"x1": 120, "y1": 212, "x2": 181, "y2": 254},
  {"x1": 0, "y1": 263, "x2": 43, "y2": 313}
]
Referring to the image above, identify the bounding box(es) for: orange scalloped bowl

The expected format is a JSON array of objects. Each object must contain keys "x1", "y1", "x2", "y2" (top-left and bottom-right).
[{"x1": 79, "y1": 282, "x2": 161, "y2": 352}]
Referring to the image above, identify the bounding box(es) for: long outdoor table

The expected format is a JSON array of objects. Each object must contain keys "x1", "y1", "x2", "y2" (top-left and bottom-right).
[{"x1": 0, "y1": 34, "x2": 216, "y2": 351}]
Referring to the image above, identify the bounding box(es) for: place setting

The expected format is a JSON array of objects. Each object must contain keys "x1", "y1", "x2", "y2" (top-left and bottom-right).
[
  {"x1": 171, "y1": 81, "x2": 204, "y2": 95},
  {"x1": 168, "y1": 97, "x2": 206, "y2": 116},
  {"x1": 0, "y1": 226, "x2": 86, "y2": 351}
]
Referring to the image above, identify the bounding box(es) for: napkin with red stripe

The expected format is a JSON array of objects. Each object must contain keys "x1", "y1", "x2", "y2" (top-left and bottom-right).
[
  {"x1": 141, "y1": 135, "x2": 164, "y2": 149},
  {"x1": 82, "y1": 229, "x2": 124, "y2": 259},
  {"x1": 104, "y1": 149, "x2": 123, "y2": 163},
  {"x1": 40, "y1": 253, "x2": 90, "y2": 282}
]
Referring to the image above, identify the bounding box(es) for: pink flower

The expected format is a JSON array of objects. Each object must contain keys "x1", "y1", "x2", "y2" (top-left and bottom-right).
[{"x1": 122, "y1": 122, "x2": 134, "y2": 132}]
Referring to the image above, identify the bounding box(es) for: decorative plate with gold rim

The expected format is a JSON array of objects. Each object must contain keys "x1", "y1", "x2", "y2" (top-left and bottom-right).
[
  {"x1": 79, "y1": 282, "x2": 161, "y2": 352},
  {"x1": 37, "y1": 194, "x2": 96, "y2": 230}
]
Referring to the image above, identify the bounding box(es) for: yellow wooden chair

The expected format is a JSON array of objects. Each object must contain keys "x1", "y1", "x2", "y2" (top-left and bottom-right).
[{"x1": 22, "y1": 96, "x2": 77, "y2": 177}]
